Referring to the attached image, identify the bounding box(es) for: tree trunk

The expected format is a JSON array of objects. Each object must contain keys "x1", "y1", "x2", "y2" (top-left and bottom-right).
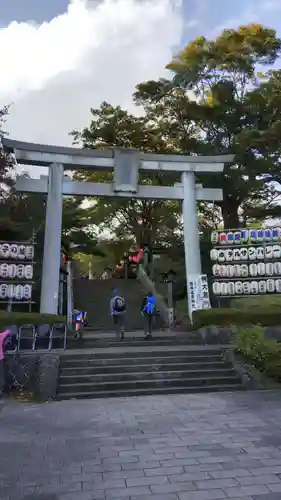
[{"x1": 221, "y1": 198, "x2": 240, "y2": 229}]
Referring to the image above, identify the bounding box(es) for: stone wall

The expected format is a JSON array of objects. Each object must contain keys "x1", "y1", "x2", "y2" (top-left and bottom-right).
[{"x1": 4, "y1": 352, "x2": 60, "y2": 401}]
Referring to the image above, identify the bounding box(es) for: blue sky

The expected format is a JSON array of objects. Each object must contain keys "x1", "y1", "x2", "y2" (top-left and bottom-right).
[
  {"x1": 1, "y1": 0, "x2": 281, "y2": 148},
  {"x1": 1, "y1": 0, "x2": 281, "y2": 43}
]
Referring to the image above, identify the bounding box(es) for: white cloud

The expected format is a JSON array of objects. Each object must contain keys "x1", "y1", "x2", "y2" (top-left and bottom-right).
[{"x1": 0, "y1": 0, "x2": 183, "y2": 147}]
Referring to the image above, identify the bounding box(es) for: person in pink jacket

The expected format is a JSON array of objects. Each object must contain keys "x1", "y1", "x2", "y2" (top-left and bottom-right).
[{"x1": 0, "y1": 329, "x2": 11, "y2": 396}]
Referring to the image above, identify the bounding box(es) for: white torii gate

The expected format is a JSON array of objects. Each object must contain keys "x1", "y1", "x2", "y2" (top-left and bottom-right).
[{"x1": 2, "y1": 138, "x2": 233, "y2": 315}]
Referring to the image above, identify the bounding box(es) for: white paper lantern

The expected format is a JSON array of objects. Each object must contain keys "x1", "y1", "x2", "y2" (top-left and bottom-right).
[
  {"x1": 16, "y1": 264, "x2": 25, "y2": 278},
  {"x1": 240, "y1": 248, "x2": 248, "y2": 260},
  {"x1": 8, "y1": 264, "x2": 17, "y2": 278},
  {"x1": 220, "y1": 282, "x2": 228, "y2": 295},
  {"x1": 249, "y1": 229, "x2": 257, "y2": 242},
  {"x1": 273, "y1": 245, "x2": 281, "y2": 259},
  {"x1": 257, "y1": 262, "x2": 265, "y2": 276},
  {"x1": 211, "y1": 231, "x2": 219, "y2": 244},
  {"x1": 258, "y1": 281, "x2": 267, "y2": 294},
  {"x1": 227, "y1": 282, "x2": 235, "y2": 295},
  {"x1": 220, "y1": 265, "x2": 228, "y2": 277},
  {"x1": 234, "y1": 231, "x2": 241, "y2": 244},
  {"x1": 1, "y1": 243, "x2": 10, "y2": 258},
  {"x1": 235, "y1": 281, "x2": 243, "y2": 294},
  {"x1": 0, "y1": 263, "x2": 9, "y2": 278},
  {"x1": 256, "y1": 229, "x2": 264, "y2": 242},
  {"x1": 210, "y1": 249, "x2": 218, "y2": 261},
  {"x1": 274, "y1": 262, "x2": 281, "y2": 275},
  {"x1": 15, "y1": 284, "x2": 24, "y2": 300},
  {"x1": 225, "y1": 249, "x2": 233, "y2": 261},
  {"x1": 256, "y1": 247, "x2": 264, "y2": 259},
  {"x1": 23, "y1": 284, "x2": 32, "y2": 300},
  {"x1": 243, "y1": 282, "x2": 251, "y2": 294},
  {"x1": 233, "y1": 265, "x2": 241, "y2": 277},
  {"x1": 25, "y1": 245, "x2": 34, "y2": 260},
  {"x1": 265, "y1": 229, "x2": 272, "y2": 241},
  {"x1": 219, "y1": 232, "x2": 227, "y2": 245},
  {"x1": 24, "y1": 265, "x2": 33, "y2": 280},
  {"x1": 240, "y1": 264, "x2": 249, "y2": 277},
  {"x1": 250, "y1": 281, "x2": 259, "y2": 294},
  {"x1": 10, "y1": 244, "x2": 19, "y2": 259},
  {"x1": 248, "y1": 247, "x2": 257, "y2": 260},
  {"x1": 233, "y1": 249, "x2": 241, "y2": 261},
  {"x1": 249, "y1": 263, "x2": 257, "y2": 277},
  {"x1": 241, "y1": 230, "x2": 249, "y2": 243},
  {"x1": 212, "y1": 282, "x2": 221, "y2": 295},
  {"x1": 226, "y1": 265, "x2": 235, "y2": 277},
  {"x1": 275, "y1": 279, "x2": 281, "y2": 292},
  {"x1": 272, "y1": 228, "x2": 280, "y2": 241},
  {"x1": 0, "y1": 283, "x2": 8, "y2": 299},
  {"x1": 218, "y1": 250, "x2": 226, "y2": 262},
  {"x1": 267, "y1": 279, "x2": 275, "y2": 293},
  {"x1": 265, "y1": 263, "x2": 274, "y2": 276},
  {"x1": 18, "y1": 245, "x2": 26, "y2": 260},
  {"x1": 7, "y1": 284, "x2": 15, "y2": 299},
  {"x1": 265, "y1": 246, "x2": 273, "y2": 259},
  {"x1": 212, "y1": 264, "x2": 220, "y2": 277},
  {"x1": 226, "y1": 232, "x2": 234, "y2": 245}
]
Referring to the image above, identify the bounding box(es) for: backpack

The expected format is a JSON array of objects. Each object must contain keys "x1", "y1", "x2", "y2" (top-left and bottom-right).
[
  {"x1": 114, "y1": 296, "x2": 126, "y2": 312},
  {"x1": 144, "y1": 296, "x2": 156, "y2": 315}
]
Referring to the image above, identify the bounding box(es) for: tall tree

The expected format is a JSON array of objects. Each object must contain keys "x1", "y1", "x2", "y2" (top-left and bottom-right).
[
  {"x1": 70, "y1": 102, "x2": 183, "y2": 249},
  {"x1": 135, "y1": 24, "x2": 281, "y2": 228}
]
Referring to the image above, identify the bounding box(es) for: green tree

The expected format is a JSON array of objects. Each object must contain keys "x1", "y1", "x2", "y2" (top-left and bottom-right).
[{"x1": 135, "y1": 24, "x2": 281, "y2": 228}]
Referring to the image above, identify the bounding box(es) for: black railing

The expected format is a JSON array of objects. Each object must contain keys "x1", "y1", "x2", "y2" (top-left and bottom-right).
[{"x1": 5, "y1": 323, "x2": 67, "y2": 353}]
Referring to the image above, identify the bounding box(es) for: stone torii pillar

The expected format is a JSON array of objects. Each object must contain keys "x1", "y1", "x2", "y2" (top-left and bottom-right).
[{"x1": 2, "y1": 138, "x2": 233, "y2": 315}]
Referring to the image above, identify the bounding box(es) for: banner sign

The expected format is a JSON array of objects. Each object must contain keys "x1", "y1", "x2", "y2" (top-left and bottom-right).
[
  {"x1": 187, "y1": 274, "x2": 211, "y2": 321},
  {"x1": 0, "y1": 242, "x2": 35, "y2": 302}
]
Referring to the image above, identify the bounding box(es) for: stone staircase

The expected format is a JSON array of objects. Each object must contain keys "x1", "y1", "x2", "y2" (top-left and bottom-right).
[{"x1": 56, "y1": 345, "x2": 244, "y2": 400}]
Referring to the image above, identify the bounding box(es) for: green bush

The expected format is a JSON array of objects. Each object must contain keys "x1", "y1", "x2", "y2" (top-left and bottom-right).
[
  {"x1": 234, "y1": 326, "x2": 281, "y2": 382},
  {"x1": 193, "y1": 307, "x2": 281, "y2": 328},
  {"x1": 0, "y1": 311, "x2": 66, "y2": 331}
]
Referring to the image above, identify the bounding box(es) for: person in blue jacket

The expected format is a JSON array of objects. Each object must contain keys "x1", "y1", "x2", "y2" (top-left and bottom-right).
[{"x1": 141, "y1": 292, "x2": 156, "y2": 339}]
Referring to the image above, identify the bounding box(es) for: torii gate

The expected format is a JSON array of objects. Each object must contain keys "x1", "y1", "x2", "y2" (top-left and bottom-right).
[{"x1": 2, "y1": 138, "x2": 233, "y2": 315}]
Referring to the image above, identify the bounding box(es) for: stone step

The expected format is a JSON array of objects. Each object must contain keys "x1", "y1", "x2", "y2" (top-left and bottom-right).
[
  {"x1": 59, "y1": 368, "x2": 236, "y2": 385},
  {"x1": 59, "y1": 360, "x2": 232, "y2": 375},
  {"x1": 58, "y1": 374, "x2": 241, "y2": 394},
  {"x1": 60, "y1": 350, "x2": 223, "y2": 364},
  {"x1": 57, "y1": 383, "x2": 245, "y2": 400}
]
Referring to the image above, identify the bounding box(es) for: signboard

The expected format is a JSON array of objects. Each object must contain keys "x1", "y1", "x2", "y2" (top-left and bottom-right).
[
  {"x1": 187, "y1": 274, "x2": 211, "y2": 321},
  {"x1": 210, "y1": 228, "x2": 281, "y2": 297},
  {"x1": 0, "y1": 242, "x2": 35, "y2": 303}
]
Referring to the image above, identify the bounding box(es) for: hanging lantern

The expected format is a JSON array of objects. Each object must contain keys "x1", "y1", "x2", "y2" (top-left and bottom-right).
[
  {"x1": 7, "y1": 284, "x2": 15, "y2": 299},
  {"x1": 225, "y1": 249, "x2": 233, "y2": 261},
  {"x1": 25, "y1": 245, "x2": 34, "y2": 260},
  {"x1": 240, "y1": 248, "x2": 248, "y2": 260},
  {"x1": 218, "y1": 250, "x2": 226, "y2": 262},
  {"x1": 248, "y1": 247, "x2": 257, "y2": 260},
  {"x1": 226, "y1": 265, "x2": 234, "y2": 277},
  {"x1": 265, "y1": 262, "x2": 274, "y2": 276},
  {"x1": 272, "y1": 228, "x2": 280, "y2": 241},
  {"x1": 18, "y1": 245, "x2": 26, "y2": 260},
  {"x1": 234, "y1": 231, "x2": 241, "y2": 244},
  {"x1": 265, "y1": 246, "x2": 273, "y2": 259},
  {"x1": 256, "y1": 247, "x2": 264, "y2": 259},
  {"x1": 8, "y1": 264, "x2": 17, "y2": 278},
  {"x1": 264, "y1": 229, "x2": 272, "y2": 241},
  {"x1": 258, "y1": 281, "x2": 267, "y2": 294},
  {"x1": 212, "y1": 264, "x2": 220, "y2": 277},
  {"x1": 0, "y1": 283, "x2": 8, "y2": 299},
  {"x1": 220, "y1": 282, "x2": 228, "y2": 295},
  {"x1": 250, "y1": 281, "x2": 259, "y2": 294},
  {"x1": 1, "y1": 243, "x2": 10, "y2": 258},
  {"x1": 249, "y1": 229, "x2": 257, "y2": 242},
  {"x1": 212, "y1": 282, "x2": 221, "y2": 295},
  {"x1": 210, "y1": 232, "x2": 219, "y2": 244},
  {"x1": 24, "y1": 265, "x2": 33, "y2": 280},
  {"x1": 233, "y1": 248, "x2": 241, "y2": 261},
  {"x1": 15, "y1": 284, "x2": 24, "y2": 300},
  {"x1": 257, "y1": 262, "x2": 265, "y2": 276},
  {"x1": 0, "y1": 263, "x2": 9, "y2": 278},
  {"x1": 240, "y1": 264, "x2": 248, "y2": 277},
  {"x1": 226, "y1": 232, "x2": 234, "y2": 244},
  {"x1": 235, "y1": 281, "x2": 243, "y2": 294},
  {"x1": 243, "y1": 282, "x2": 251, "y2": 294},
  {"x1": 219, "y1": 232, "x2": 227, "y2": 245},
  {"x1": 274, "y1": 262, "x2": 281, "y2": 276},
  {"x1": 233, "y1": 264, "x2": 241, "y2": 277},
  {"x1": 23, "y1": 284, "x2": 32, "y2": 300},
  {"x1": 241, "y1": 230, "x2": 249, "y2": 243},
  {"x1": 256, "y1": 229, "x2": 264, "y2": 242},
  {"x1": 275, "y1": 279, "x2": 281, "y2": 292},
  {"x1": 272, "y1": 245, "x2": 281, "y2": 259},
  {"x1": 210, "y1": 249, "x2": 218, "y2": 261},
  {"x1": 227, "y1": 282, "x2": 235, "y2": 295},
  {"x1": 249, "y1": 263, "x2": 257, "y2": 277},
  {"x1": 267, "y1": 279, "x2": 275, "y2": 293},
  {"x1": 10, "y1": 244, "x2": 19, "y2": 259},
  {"x1": 16, "y1": 264, "x2": 25, "y2": 278}
]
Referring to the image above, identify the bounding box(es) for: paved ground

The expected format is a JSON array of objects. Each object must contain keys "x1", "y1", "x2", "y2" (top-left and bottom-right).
[{"x1": 2, "y1": 391, "x2": 281, "y2": 500}]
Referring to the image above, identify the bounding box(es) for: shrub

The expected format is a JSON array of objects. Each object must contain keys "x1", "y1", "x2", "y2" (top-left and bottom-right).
[
  {"x1": 234, "y1": 326, "x2": 281, "y2": 382},
  {"x1": 193, "y1": 308, "x2": 281, "y2": 328},
  {"x1": 0, "y1": 311, "x2": 66, "y2": 331}
]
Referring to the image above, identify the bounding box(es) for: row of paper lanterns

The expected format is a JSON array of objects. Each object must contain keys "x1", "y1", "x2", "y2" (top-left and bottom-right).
[
  {"x1": 0, "y1": 283, "x2": 32, "y2": 300},
  {"x1": 210, "y1": 247, "x2": 281, "y2": 261},
  {"x1": 212, "y1": 263, "x2": 281, "y2": 278},
  {"x1": 211, "y1": 229, "x2": 281, "y2": 245},
  {"x1": 213, "y1": 280, "x2": 281, "y2": 295},
  {"x1": 0, "y1": 243, "x2": 34, "y2": 260},
  {"x1": 0, "y1": 264, "x2": 33, "y2": 280}
]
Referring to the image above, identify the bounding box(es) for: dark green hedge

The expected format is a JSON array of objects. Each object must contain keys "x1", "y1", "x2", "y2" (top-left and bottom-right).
[
  {"x1": 193, "y1": 308, "x2": 281, "y2": 328},
  {"x1": 234, "y1": 326, "x2": 281, "y2": 382},
  {"x1": 0, "y1": 311, "x2": 66, "y2": 330}
]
